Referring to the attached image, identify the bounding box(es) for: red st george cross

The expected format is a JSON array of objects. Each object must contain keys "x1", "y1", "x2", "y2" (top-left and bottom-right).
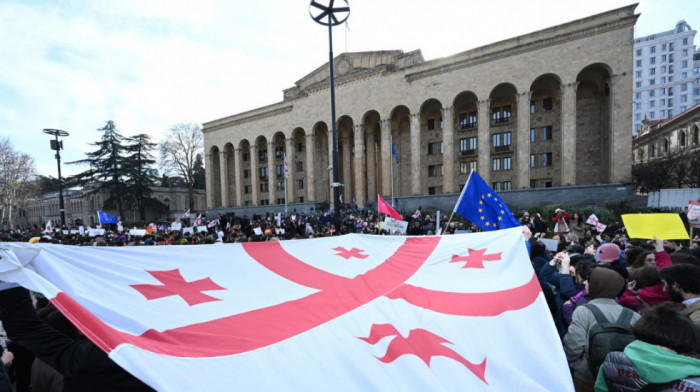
[
  {"x1": 333, "y1": 247, "x2": 369, "y2": 260},
  {"x1": 450, "y1": 248, "x2": 502, "y2": 269},
  {"x1": 130, "y1": 269, "x2": 225, "y2": 306}
]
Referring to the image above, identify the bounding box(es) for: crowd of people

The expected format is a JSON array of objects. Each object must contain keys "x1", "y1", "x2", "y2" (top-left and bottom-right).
[{"x1": 1, "y1": 206, "x2": 700, "y2": 391}]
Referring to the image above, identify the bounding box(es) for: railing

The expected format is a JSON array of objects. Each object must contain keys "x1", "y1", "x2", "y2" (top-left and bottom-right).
[
  {"x1": 494, "y1": 145, "x2": 511, "y2": 153},
  {"x1": 493, "y1": 117, "x2": 512, "y2": 124},
  {"x1": 460, "y1": 122, "x2": 477, "y2": 130},
  {"x1": 460, "y1": 149, "x2": 476, "y2": 156}
]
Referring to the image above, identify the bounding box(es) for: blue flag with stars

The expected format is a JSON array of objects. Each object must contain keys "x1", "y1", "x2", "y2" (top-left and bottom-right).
[
  {"x1": 453, "y1": 170, "x2": 519, "y2": 231},
  {"x1": 97, "y1": 210, "x2": 119, "y2": 225}
]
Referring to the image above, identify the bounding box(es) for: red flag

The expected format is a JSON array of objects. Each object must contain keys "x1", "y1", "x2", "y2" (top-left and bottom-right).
[{"x1": 377, "y1": 194, "x2": 403, "y2": 221}]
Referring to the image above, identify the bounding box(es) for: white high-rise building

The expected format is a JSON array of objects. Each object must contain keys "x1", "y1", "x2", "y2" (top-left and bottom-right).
[{"x1": 633, "y1": 20, "x2": 697, "y2": 134}]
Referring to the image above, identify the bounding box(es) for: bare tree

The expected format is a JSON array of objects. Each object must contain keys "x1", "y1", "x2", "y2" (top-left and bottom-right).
[
  {"x1": 159, "y1": 123, "x2": 203, "y2": 211},
  {"x1": 0, "y1": 138, "x2": 37, "y2": 229}
]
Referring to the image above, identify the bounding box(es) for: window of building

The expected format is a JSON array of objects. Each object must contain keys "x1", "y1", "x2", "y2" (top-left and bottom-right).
[
  {"x1": 660, "y1": 109, "x2": 666, "y2": 117},
  {"x1": 275, "y1": 146, "x2": 284, "y2": 158},
  {"x1": 543, "y1": 97, "x2": 553, "y2": 111},
  {"x1": 428, "y1": 142, "x2": 443, "y2": 155},
  {"x1": 492, "y1": 105, "x2": 512, "y2": 123},
  {"x1": 460, "y1": 162, "x2": 469, "y2": 174},
  {"x1": 668, "y1": 98, "x2": 673, "y2": 107},
  {"x1": 469, "y1": 160, "x2": 477, "y2": 172},
  {"x1": 260, "y1": 182, "x2": 269, "y2": 193},
  {"x1": 530, "y1": 128, "x2": 536, "y2": 143},
  {"x1": 662, "y1": 43, "x2": 667, "y2": 51},
  {"x1": 530, "y1": 101, "x2": 536, "y2": 113},
  {"x1": 544, "y1": 179, "x2": 552, "y2": 188},
  {"x1": 258, "y1": 149, "x2": 268, "y2": 162},
  {"x1": 669, "y1": 86, "x2": 674, "y2": 96},
  {"x1": 297, "y1": 179, "x2": 304, "y2": 189},
  {"x1": 275, "y1": 164, "x2": 284, "y2": 178},
  {"x1": 669, "y1": 109, "x2": 673, "y2": 116},
  {"x1": 636, "y1": 49, "x2": 642, "y2": 56},
  {"x1": 428, "y1": 165, "x2": 443, "y2": 177},
  {"x1": 635, "y1": 81, "x2": 641, "y2": 88},
  {"x1": 276, "y1": 198, "x2": 285, "y2": 205},
  {"x1": 276, "y1": 181, "x2": 284, "y2": 191},
  {"x1": 680, "y1": 132, "x2": 686, "y2": 147},
  {"x1": 492, "y1": 182, "x2": 501, "y2": 191},
  {"x1": 542, "y1": 126, "x2": 553, "y2": 140},
  {"x1": 648, "y1": 112, "x2": 655, "y2": 119},
  {"x1": 669, "y1": 42, "x2": 674, "y2": 51},
  {"x1": 503, "y1": 157, "x2": 512, "y2": 170},
  {"x1": 661, "y1": 77, "x2": 666, "y2": 84},
  {"x1": 635, "y1": 124, "x2": 642, "y2": 132},
  {"x1": 427, "y1": 119, "x2": 435, "y2": 130},
  {"x1": 242, "y1": 152, "x2": 248, "y2": 161},
  {"x1": 530, "y1": 179, "x2": 537, "y2": 188},
  {"x1": 469, "y1": 137, "x2": 477, "y2": 150},
  {"x1": 649, "y1": 79, "x2": 655, "y2": 86},
  {"x1": 428, "y1": 186, "x2": 442, "y2": 195},
  {"x1": 650, "y1": 68, "x2": 656, "y2": 75},
  {"x1": 492, "y1": 133, "x2": 501, "y2": 147},
  {"x1": 636, "y1": 70, "x2": 642, "y2": 78},
  {"x1": 682, "y1": 72, "x2": 688, "y2": 79},
  {"x1": 503, "y1": 132, "x2": 512, "y2": 145},
  {"x1": 542, "y1": 152, "x2": 552, "y2": 167},
  {"x1": 662, "y1": 55, "x2": 667, "y2": 62},
  {"x1": 649, "y1": 90, "x2": 655, "y2": 97},
  {"x1": 530, "y1": 154, "x2": 536, "y2": 168},
  {"x1": 663, "y1": 139, "x2": 669, "y2": 153},
  {"x1": 650, "y1": 46, "x2": 656, "y2": 54},
  {"x1": 492, "y1": 158, "x2": 501, "y2": 171},
  {"x1": 682, "y1": 60, "x2": 688, "y2": 68},
  {"x1": 243, "y1": 169, "x2": 250, "y2": 179},
  {"x1": 636, "y1": 60, "x2": 642, "y2": 67},
  {"x1": 649, "y1": 100, "x2": 655, "y2": 107},
  {"x1": 244, "y1": 185, "x2": 250, "y2": 194},
  {"x1": 662, "y1": 66, "x2": 667, "y2": 74},
  {"x1": 297, "y1": 143, "x2": 303, "y2": 152},
  {"x1": 681, "y1": 83, "x2": 688, "y2": 91},
  {"x1": 681, "y1": 95, "x2": 687, "y2": 102},
  {"x1": 650, "y1": 57, "x2": 656, "y2": 64},
  {"x1": 669, "y1": 65, "x2": 674, "y2": 74},
  {"x1": 260, "y1": 199, "x2": 269, "y2": 206},
  {"x1": 259, "y1": 166, "x2": 268, "y2": 180},
  {"x1": 502, "y1": 181, "x2": 512, "y2": 190},
  {"x1": 683, "y1": 38, "x2": 688, "y2": 45},
  {"x1": 635, "y1": 114, "x2": 641, "y2": 121},
  {"x1": 635, "y1": 92, "x2": 641, "y2": 99}
]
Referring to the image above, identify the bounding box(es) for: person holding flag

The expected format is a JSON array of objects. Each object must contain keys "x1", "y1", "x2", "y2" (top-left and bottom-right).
[{"x1": 449, "y1": 170, "x2": 519, "y2": 231}]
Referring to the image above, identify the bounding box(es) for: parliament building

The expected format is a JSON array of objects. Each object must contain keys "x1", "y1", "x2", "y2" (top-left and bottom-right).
[{"x1": 202, "y1": 5, "x2": 638, "y2": 210}]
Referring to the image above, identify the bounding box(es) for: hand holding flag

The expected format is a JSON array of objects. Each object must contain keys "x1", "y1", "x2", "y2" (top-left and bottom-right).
[{"x1": 453, "y1": 171, "x2": 519, "y2": 231}]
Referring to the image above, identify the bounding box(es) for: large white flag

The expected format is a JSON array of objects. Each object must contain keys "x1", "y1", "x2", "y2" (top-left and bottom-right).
[{"x1": 0, "y1": 228, "x2": 572, "y2": 391}]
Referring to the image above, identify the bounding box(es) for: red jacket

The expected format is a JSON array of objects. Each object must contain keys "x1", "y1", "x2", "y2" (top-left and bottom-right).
[
  {"x1": 619, "y1": 284, "x2": 670, "y2": 312},
  {"x1": 551, "y1": 211, "x2": 571, "y2": 223}
]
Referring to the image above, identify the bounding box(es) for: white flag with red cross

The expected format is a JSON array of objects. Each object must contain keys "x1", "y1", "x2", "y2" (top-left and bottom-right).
[{"x1": 0, "y1": 228, "x2": 572, "y2": 391}]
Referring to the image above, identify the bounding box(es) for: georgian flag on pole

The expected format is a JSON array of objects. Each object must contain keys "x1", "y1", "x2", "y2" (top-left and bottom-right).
[
  {"x1": 0, "y1": 229, "x2": 573, "y2": 391},
  {"x1": 43, "y1": 220, "x2": 52, "y2": 233},
  {"x1": 183, "y1": 209, "x2": 191, "y2": 219}
]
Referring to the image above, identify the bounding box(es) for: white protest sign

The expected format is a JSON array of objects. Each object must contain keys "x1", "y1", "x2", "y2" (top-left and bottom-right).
[
  {"x1": 197, "y1": 226, "x2": 208, "y2": 233},
  {"x1": 88, "y1": 229, "x2": 105, "y2": 237},
  {"x1": 129, "y1": 229, "x2": 147, "y2": 236},
  {"x1": 384, "y1": 217, "x2": 408, "y2": 235}
]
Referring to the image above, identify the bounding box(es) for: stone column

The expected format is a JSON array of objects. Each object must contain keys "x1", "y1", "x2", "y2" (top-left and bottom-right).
[
  {"x1": 234, "y1": 148, "x2": 243, "y2": 206},
  {"x1": 250, "y1": 145, "x2": 259, "y2": 205},
  {"x1": 285, "y1": 138, "x2": 295, "y2": 203},
  {"x1": 305, "y1": 133, "x2": 316, "y2": 201},
  {"x1": 366, "y1": 129, "x2": 377, "y2": 202},
  {"x1": 205, "y1": 153, "x2": 214, "y2": 208},
  {"x1": 442, "y1": 106, "x2": 455, "y2": 193},
  {"x1": 342, "y1": 136, "x2": 352, "y2": 203},
  {"x1": 219, "y1": 150, "x2": 229, "y2": 207},
  {"x1": 409, "y1": 112, "x2": 421, "y2": 195},
  {"x1": 560, "y1": 82, "x2": 579, "y2": 186},
  {"x1": 353, "y1": 124, "x2": 365, "y2": 207},
  {"x1": 516, "y1": 91, "x2": 531, "y2": 189},
  {"x1": 380, "y1": 118, "x2": 391, "y2": 196},
  {"x1": 609, "y1": 74, "x2": 630, "y2": 183},
  {"x1": 268, "y1": 141, "x2": 276, "y2": 204},
  {"x1": 478, "y1": 99, "x2": 491, "y2": 184}
]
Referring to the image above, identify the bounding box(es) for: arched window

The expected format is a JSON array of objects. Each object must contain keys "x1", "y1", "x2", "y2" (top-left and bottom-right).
[
  {"x1": 694, "y1": 127, "x2": 699, "y2": 145},
  {"x1": 679, "y1": 131, "x2": 686, "y2": 147},
  {"x1": 650, "y1": 144, "x2": 655, "y2": 158},
  {"x1": 663, "y1": 139, "x2": 670, "y2": 153}
]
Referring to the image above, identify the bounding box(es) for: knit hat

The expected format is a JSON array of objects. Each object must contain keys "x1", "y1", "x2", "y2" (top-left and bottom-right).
[
  {"x1": 588, "y1": 268, "x2": 625, "y2": 299},
  {"x1": 598, "y1": 243, "x2": 621, "y2": 263}
]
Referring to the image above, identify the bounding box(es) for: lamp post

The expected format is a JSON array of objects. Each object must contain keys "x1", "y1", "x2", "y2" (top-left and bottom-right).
[
  {"x1": 43, "y1": 128, "x2": 69, "y2": 227},
  {"x1": 309, "y1": 0, "x2": 349, "y2": 227}
]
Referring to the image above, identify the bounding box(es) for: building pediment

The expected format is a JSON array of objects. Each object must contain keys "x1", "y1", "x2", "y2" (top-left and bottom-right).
[{"x1": 283, "y1": 50, "x2": 423, "y2": 100}]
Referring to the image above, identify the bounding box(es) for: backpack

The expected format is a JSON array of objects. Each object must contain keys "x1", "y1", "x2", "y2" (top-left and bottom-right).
[{"x1": 584, "y1": 303, "x2": 636, "y2": 376}]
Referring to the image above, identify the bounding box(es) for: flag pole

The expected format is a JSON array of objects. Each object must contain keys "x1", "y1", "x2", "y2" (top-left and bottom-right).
[
  {"x1": 390, "y1": 135, "x2": 395, "y2": 208},
  {"x1": 443, "y1": 169, "x2": 474, "y2": 235}
]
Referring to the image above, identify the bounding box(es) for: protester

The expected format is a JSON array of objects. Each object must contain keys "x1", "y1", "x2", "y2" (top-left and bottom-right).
[
  {"x1": 595, "y1": 303, "x2": 700, "y2": 392},
  {"x1": 660, "y1": 263, "x2": 700, "y2": 326},
  {"x1": 596, "y1": 243, "x2": 629, "y2": 280}
]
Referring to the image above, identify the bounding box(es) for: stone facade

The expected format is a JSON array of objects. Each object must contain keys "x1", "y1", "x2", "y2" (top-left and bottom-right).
[
  {"x1": 20, "y1": 183, "x2": 206, "y2": 228},
  {"x1": 632, "y1": 103, "x2": 700, "y2": 163},
  {"x1": 203, "y1": 5, "x2": 638, "y2": 210}
]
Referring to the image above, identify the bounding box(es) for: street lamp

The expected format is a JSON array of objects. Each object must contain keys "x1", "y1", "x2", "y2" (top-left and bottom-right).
[
  {"x1": 43, "y1": 128, "x2": 69, "y2": 227},
  {"x1": 309, "y1": 0, "x2": 349, "y2": 222}
]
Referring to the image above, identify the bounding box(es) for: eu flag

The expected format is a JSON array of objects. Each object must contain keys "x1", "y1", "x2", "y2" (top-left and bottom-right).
[
  {"x1": 391, "y1": 142, "x2": 399, "y2": 164},
  {"x1": 453, "y1": 171, "x2": 519, "y2": 231},
  {"x1": 97, "y1": 210, "x2": 119, "y2": 225}
]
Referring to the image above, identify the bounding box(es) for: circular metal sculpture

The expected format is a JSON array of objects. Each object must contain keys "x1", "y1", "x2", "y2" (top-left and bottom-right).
[{"x1": 309, "y1": 0, "x2": 350, "y2": 26}]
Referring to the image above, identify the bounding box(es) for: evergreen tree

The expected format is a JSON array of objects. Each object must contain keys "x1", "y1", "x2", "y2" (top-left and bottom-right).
[
  {"x1": 124, "y1": 134, "x2": 158, "y2": 220},
  {"x1": 193, "y1": 153, "x2": 205, "y2": 189},
  {"x1": 68, "y1": 121, "x2": 129, "y2": 219}
]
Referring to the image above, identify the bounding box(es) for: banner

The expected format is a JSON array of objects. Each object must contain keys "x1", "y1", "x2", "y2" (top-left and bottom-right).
[
  {"x1": 384, "y1": 217, "x2": 408, "y2": 235},
  {"x1": 171, "y1": 223, "x2": 182, "y2": 231},
  {"x1": 688, "y1": 200, "x2": 700, "y2": 229},
  {"x1": 129, "y1": 229, "x2": 147, "y2": 236},
  {"x1": 0, "y1": 229, "x2": 573, "y2": 391}
]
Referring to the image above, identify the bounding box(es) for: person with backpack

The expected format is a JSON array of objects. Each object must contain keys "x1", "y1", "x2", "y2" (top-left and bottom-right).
[
  {"x1": 595, "y1": 303, "x2": 700, "y2": 392},
  {"x1": 563, "y1": 268, "x2": 641, "y2": 392}
]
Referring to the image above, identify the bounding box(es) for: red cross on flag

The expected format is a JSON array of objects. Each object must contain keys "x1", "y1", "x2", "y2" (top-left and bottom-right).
[{"x1": 0, "y1": 228, "x2": 573, "y2": 391}]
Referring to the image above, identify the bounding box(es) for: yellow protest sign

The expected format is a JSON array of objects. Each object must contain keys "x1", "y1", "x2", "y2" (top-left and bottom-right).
[{"x1": 621, "y1": 213, "x2": 689, "y2": 240}]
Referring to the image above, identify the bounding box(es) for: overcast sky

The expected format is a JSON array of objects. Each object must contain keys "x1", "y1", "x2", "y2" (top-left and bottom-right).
[{"x1": 1, "y1": 0, "x2": 698, "y2": 177}]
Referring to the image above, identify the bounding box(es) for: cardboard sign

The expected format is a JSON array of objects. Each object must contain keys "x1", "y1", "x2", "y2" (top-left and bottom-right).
[
  {"x1": 384, "y1": 217, "x2": 408, "y2": 235},
  {"x1": 622, "y1": 213, "x2": 689, "y2": 240},
  {"x1": 196, "y1": 226, "x2": 208, "y2": 233},
  {"x1": 129, "y1": 229, "x2": 146, "y2": 236},
  {"x1": 88, "y1": 229, "x2": 105, "y2": 237},
  {"x1": 539, "y1": 238, "x2": 559, "y2": 252},
  {"x1": 182, "y1": 227, "x2": 194, "y2": 235}
]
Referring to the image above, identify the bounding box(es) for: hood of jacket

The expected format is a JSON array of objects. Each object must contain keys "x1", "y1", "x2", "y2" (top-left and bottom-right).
[{"x1": 624, "y1": 340, "x2": 700, "y2": 383}]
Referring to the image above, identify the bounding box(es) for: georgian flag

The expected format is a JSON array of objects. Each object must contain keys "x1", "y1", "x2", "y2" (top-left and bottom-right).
[
  {"x1": 207, "y1": 219, "x2": 218, "y2": 229},
  {"x1": 0, "y1": 228, "x2": 573, "y2": 391},
  {"x1": 193, "y1": 214, "x2": 202, "y2": 227},
  {"x1": 586, "y1": 214, "x2": 607, "y2": 232},
  {"x1": 43, "y1": 220, "x2": 52, "y2": 233},
  {"x1": 412, "y1": 210, "x2": 421, "y2": 219},
  {"x1": 183, "y1": 209, "x2": 191, "y2": 219}
]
